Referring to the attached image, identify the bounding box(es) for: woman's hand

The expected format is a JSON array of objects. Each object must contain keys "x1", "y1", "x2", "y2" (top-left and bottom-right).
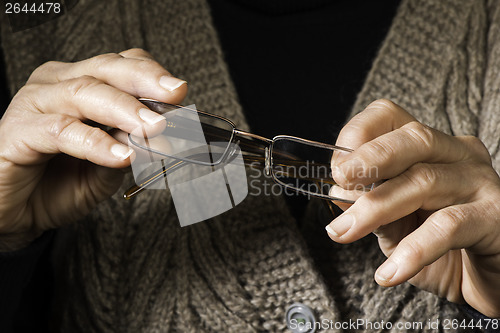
[
  {"x1": 327, "y1": 99, "x2": 500, "y2": 318},
  {"x1": 0, "y1": 48, "x2": 187, "y2": 251}
]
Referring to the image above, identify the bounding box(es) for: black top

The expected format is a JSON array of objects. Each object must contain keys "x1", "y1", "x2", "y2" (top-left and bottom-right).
[
  {"x1": 0, "y1": 232, "x2": 54, "y2": 333},
  {"x1": 208, "y1": 0, "x2": 401, "y2": 143}
]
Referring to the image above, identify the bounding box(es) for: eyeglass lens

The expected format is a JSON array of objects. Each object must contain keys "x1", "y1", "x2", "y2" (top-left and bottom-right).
[
  {"x1": 130, "y1": 100, "x2": 236, "y2": 166},
  {"x1": 270, "y1": 137, "x2": 371, "y2": 203}
]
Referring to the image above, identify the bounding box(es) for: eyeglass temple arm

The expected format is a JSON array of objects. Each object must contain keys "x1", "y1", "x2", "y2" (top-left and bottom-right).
[
  {"x1": 123, "y1": 152, "x2": 333, "y2": 200},
  {"x1": 123, "y1": 151, "x2": 253, "y2": 199}
]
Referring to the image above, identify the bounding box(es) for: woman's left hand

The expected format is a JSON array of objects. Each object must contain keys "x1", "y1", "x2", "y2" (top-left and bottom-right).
[{"x1": 327, "y1": 99, "x2": 500, "y2": 318}]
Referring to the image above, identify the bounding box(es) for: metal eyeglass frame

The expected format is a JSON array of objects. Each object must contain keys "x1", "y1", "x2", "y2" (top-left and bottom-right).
[{"x1": 124, "y1": 99, "x2": 357, "y2": 212}]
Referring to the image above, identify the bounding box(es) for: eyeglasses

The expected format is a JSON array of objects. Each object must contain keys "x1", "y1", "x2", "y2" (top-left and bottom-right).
[{"x1": 124, "y1": 99, "x2": 374, "y2": 214}]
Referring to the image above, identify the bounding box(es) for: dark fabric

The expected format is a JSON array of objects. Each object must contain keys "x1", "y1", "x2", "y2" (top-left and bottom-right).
[
  {"x1": 226, "y1": 0, "x2": 335, "y2": 14},
  {"x1": 0, "y1": 231, "x2": 54, "y2": 333},
  {"x1": 0, "y1": 45, "x2": 9, "y2": 116}
]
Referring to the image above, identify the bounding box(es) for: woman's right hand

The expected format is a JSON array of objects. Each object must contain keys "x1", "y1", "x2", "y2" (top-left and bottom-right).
[{"x1": 0, "y1": 48, "x2": 188, "y2": 251}]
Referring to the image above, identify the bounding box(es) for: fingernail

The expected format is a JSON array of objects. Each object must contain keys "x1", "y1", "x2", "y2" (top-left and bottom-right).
[
  {"x1": 159, "y1": 76, "x2": 186, "y2": 92},
  {"x1": 339, "y1": 158, "x2": 365, "y2": 180},
  {"x1": 138, "y1": 108, "x2": 165, "y2": 125},
  {"x1": 376, "y1": 261, "x2": 398, "y2": 282},
  {"x1": 111, "y1": 144, "x2": 134, "y2": 160},
  {"x1": 325, "y1": 213, "x2": 353, "y2": 237},
  {"x1": 328, "y1": 184, "x2": 345, "y2": 198}
]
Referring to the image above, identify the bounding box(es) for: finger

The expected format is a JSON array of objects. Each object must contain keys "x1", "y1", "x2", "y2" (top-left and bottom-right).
[
  {"x1": 331, "y1": 201, "x2": 352, "y2": 211},
  {"x1": 105, "y1": 129, "x2": 134, "y2": 174},
  {"x1": 373, "y1": 214, "x2": 420, "y2": 255},
  {"x1": 110, "y1": 128, "x2": 173, "y2": 163},
  {"x1": 27, "y1": 50, "x2": 187, "y2": 104},
  {"x1": 109, "y1": 128, "x2": 129, "y2": 145},
  {"x1": 0, "y1": 113, "x2": 134, "y2": 167},
  {"x1": 325, "y1": 161, "x2": 483, "y2": 243},
  {"x1": 329, "y1": 182, "x2": 375, "y2": 202},
  {"x1": 373, "y1": 204, "x2": 488, "y2": 286},
  {"x1": 335, "y1": 99, "x2": 416, "y2": 150},
  {"x1": 331, "y1": 99, "x2": 414, "y2": 186},
  {"x1": 119, "y1": 48, "x2": 156, "y2": 60},
  {"x1": 334, "y1": 121, "x2": 476, "y2": 187},
  {"x1": 19, "y1": 77, "x2": 167, "y2": 135}
]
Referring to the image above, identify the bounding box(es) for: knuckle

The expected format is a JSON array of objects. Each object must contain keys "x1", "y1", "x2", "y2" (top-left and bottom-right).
[
  {"x1": 337, "y1": 118, "x2": 367, "y2": 141},
  {"x1": 461, "y1": 135, "x2": 492, "y2": 163},
  {"x1": 28, "y1": 61, "x2": 63, "y2": 82},
  {"x1": 14, "y1": 83, "x2": 38, "y2": 100},
  {"x1": 83, "y1": 127, "x2": 108, "y2": 147},
  {"x1": 336, "y1": 116, "x2": 373, "y2": 148},
  {"x1": 340, "y1": 100, "x2": 400, "y2": 140},
  {"x1": 111, "y1": 89, "x2": 136, "y2": 108},
  {"x1": 398, "y1": 238, "x2": 425, "y2": 264},
  {"x1": 405, "y1": 163, "x2": 438, "y2": 190},
  {"x1": 91, "y1": 53, "x2": 122, "y2": 66},
  {"x1": 362, "y1": 139, "x2": 395, "y2": 165},
  {"x1": 121, "y1": 47, "x2": 152, "y2": 58},
  {"x1": 48, "y1": 114, "x2": 78, "y2": 139},
  {"x1": 135, "y1": 58, "x2": 164, "y2": 73},
  {"x1": 63, "y1": 76, "x2": 101, "y2": 100},
  {"x1": 478, "y1": 199, "x2": 500, "y2": 228},
  {"x1": 364, "y1": 99, "x2": 407, "y2": 119},
  {"x1": 38, "y1": 60, "x2": 61, "y2": 73},
  {"x1": 478, "y1": 167, "x2": 500, "y2": 195},
  {"x1": 10, "y1": 84, "x2": 44, "y2": 113},
  {"x1": 429, "y1": 208, "x2": 463, "y2": 240},
  {"x1": 85, "y1": 53, "x2": 123, "y2": 74},
  {"x1": 402, "y1": 121, "x2": 435, "y2": 149},
  {"x1": 366, "y1": 98, "x2": 398, "y2": 111}
]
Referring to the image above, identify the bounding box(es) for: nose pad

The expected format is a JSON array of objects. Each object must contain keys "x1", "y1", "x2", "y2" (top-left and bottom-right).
[
  {"x1": 227, "y1": 140, "x2": 240, "y2": 160},
  {"x1": 264, "y1": 147, "x2": 271, "y2": 176},
  {"x1": 229, "y1": 144, "x2": 237, "y2": 157},
  {"x1": 369, "y1": 180, "x2": 384, "y2": 190}
]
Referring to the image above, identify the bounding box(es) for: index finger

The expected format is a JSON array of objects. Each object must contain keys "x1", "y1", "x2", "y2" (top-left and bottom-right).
[
  {"x1": 335, "y1": 99, "x2": 416, "y2": 150},
  {"x1": 28, "y1": 50, "x2": 187, "y2": 105},
  {"x1": 335, "y1": 121, "x2": 475, "y2": 187},
  {"x1": 331, "y1": 99, "x2": 414, "y2": 189}
]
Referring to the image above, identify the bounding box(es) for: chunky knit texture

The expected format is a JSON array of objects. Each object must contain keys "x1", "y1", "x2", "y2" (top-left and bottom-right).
[{"x1": 1, "y1": 0, "x2": 499, "y2": 332}]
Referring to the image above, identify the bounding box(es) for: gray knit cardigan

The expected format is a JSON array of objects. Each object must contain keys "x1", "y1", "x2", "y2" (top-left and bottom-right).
[{"x1": 1, "y1": 0, "x2": 499, "y2": 332}]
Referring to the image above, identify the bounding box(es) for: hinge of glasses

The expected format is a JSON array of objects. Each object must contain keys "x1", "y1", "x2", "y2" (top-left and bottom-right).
[{"x1": 264, "y1": 147, "x2": 270, "y2": 176}]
